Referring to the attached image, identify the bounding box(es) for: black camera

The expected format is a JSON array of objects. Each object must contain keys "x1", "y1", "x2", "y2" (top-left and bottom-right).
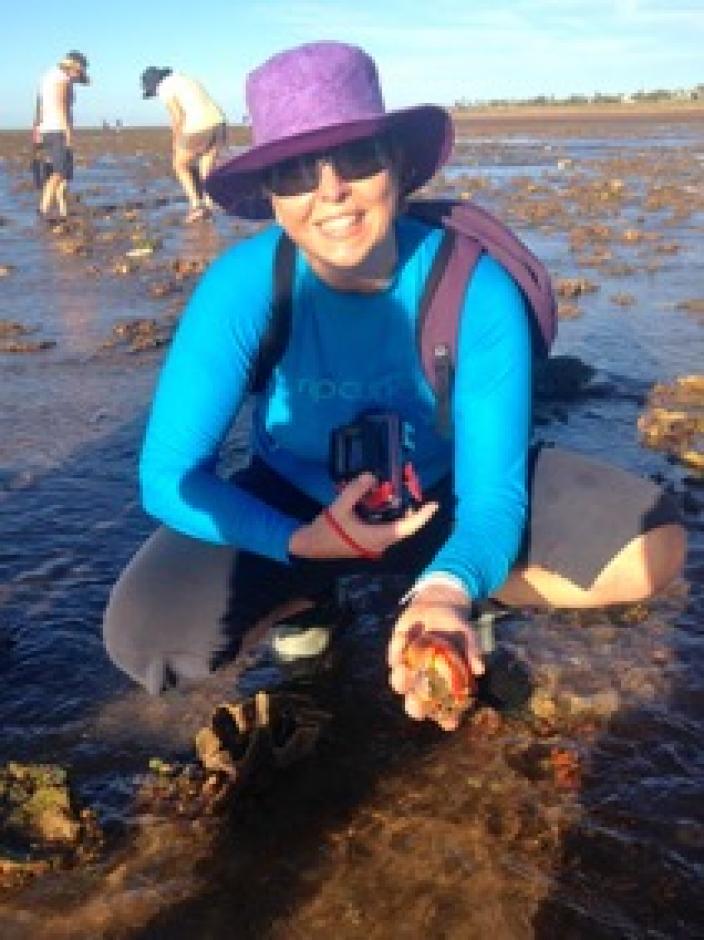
[{"x1": 329, "y1": 410, "x2": 422, "y2": 522}]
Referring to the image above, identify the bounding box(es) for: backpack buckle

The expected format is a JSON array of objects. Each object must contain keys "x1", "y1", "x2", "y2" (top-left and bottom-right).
[{"x1": 433, "y1": 343, "x2": 453, "y2": 437}]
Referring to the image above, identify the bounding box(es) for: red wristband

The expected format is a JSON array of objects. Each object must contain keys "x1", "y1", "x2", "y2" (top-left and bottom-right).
[{"x1": 322, "y1": 509, "x2": 381, "y2": 560}]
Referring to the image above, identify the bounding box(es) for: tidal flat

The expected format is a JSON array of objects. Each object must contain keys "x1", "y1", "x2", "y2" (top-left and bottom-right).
[{"x1": 0, "y1": 111, "x2": 703, "y2": 938}]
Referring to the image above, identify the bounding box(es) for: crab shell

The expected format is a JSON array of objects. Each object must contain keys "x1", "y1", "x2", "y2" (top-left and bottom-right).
[{"x1": 402, "y1": 631, "x2": 474, "y2": 714}]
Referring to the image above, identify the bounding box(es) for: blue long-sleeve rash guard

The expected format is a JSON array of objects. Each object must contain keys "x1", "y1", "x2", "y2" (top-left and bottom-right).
[{"x1": 139, "y1": 215, "x2": 532, "y2": 599}]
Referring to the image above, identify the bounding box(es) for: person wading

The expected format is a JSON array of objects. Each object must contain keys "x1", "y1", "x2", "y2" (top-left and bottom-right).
[
  {"x1": 35, "y1": 51, "x2": 90, "y2": 221},
  {"x1": 141, "y1": 66, "x2": 227, "y2": 223}
]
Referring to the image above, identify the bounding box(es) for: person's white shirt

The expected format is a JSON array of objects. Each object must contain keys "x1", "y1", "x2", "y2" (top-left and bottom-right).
[
  {"x1": 38, "y1": 67, "x2": 72, "y2": 134},
  {"x1": 156, "y1": 73, "x2": 224, "y2": 135}
]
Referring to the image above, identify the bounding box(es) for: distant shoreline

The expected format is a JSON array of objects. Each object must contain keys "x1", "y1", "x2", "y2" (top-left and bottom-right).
[
  {"x1": 1, "y1": 101, "x2": 702, "y2": 136},
  {"x1": 452, "y1": 100, "x2": 704, "y2": 127}
]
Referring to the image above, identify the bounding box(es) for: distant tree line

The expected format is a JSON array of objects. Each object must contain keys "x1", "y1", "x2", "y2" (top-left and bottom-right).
[{"x1": 454, "y1": 83, "x2": 704, "y2": 109}]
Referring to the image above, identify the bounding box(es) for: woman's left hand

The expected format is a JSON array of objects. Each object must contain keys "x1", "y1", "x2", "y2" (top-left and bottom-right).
[
  {"x1": 387, "y1": 582, "x2": 484, "y2": 731},
  {"x1": 288, "y1": 472, "x2": 439, "y2": 560}
]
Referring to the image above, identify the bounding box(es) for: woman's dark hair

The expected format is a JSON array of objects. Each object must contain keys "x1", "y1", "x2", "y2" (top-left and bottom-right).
[
  {"x1": 141, "y1": 67, "x2": 173, "y2": 99},
  {"x1": 384, "y1": 130, "x2": 414, "y2": 195}
]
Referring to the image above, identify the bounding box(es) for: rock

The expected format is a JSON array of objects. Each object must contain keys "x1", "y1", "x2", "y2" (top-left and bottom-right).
[
  {"x1": 0, "y1": 319, "x2": 34, "y2": 338},
  {"x1": 148, "y1": 279, "x2": 183, "y2": 299},
  {"x1": 533, "y1": 355, "x2": 596, "y2": 401},
  {"x1": 0, "y1": 761, "x2": 104, "y2": 890},
  {"x1": 605, "y1": 262, "x2": 637, "y2": 277},
  {"x1": 125, "y1": 245, "x2": 155, "y2": 258},
  {"x1": 54, "y1": 237, "x2": 92, "y2": 256},
  {"x1": 0, "y1": 338, "x2": 56, "y2": 353},
  {"x1": 0, "y1": 857, "x2": 51, "y2": 890},
  {"x1": 172, "y1": 258, "x2": 208, "y2": 278},
  {"x1": 674, "y1": 820, "x2": 704, "y2": 850},
  {"x1": 128, "y1": 233, "x2": 163, "y2": 255},
  {"x1": 569, "y1": 223, "x2": 613, "y2": 251},
  {"x1": 466, "y1": 705, "x2": 502, "y2": 738},
  {"x1": 529, "y1": 689, "x2": 557, "y2": 721},
  {"x1": 638, "y1": 375, "x2": 704, "y2": 472},
  {"x1": 505, "y1": 741, "x2": 553, "y2": 782},
  {"x1": 555, "y1": 277, "x2": 599, "y2": 299},
  {"x1": 622, "y1": 228, "x2": 645, "y2": 243},
  {"x1": 650, "y1": 646, "x2": 670, "y2": 665},
  {"x1": 112, "y1": 259, "x2": 136, "y2": 275},
  {"x1": 560, "y1": 689, "x2": 620, "y2": 719},
  {"x1": 549, "y1": 746, "x2": 582, "y2": 790},
  {"x1": 649, "y1": 375, "x2": 704, "y2": 407},
  {"x1": 1, "y1": 762, "x2": 81, "y2": 847},
  {"x1": 101, "y1": 317, "x2": 173, "y2": 353},
  {"x1": 655, "y1": 241, "x2": 680, "y2": 255},
  {"x1": 0, "y1": 319, "x2": 55, "y2": 350},
  {"x1": 619, "y1": 667, "x2": 658, "y2": 698},
  {"x1": 557, "y1": 301, "x2": 582, "y2": 319},
  {"x1": 610, "y1": 292, "x2": 636, "y2": 307},
  {"x1": 676, "y1": 299, "x2": 704, "y2": 316},
  {"x1": 589, "y1": 690, "x2": 621, "y2": 719},
  {"x1": 148, "y1": 757, "x2": 176, "y2": 776}
]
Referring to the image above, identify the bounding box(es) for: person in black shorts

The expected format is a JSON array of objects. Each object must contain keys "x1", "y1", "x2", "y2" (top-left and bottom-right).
[{"x1": 35, "y1": 51, "x2": 89, "y2": 220}]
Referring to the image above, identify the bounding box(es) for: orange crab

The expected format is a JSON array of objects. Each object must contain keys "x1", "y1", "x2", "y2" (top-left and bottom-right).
[{"x1": 401, "y1": 628, "x2": 474, "y2": 724}]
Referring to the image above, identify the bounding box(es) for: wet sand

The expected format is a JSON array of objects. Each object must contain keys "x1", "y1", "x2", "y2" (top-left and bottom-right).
[{"x1": 0, "y1": 111, "x2": 703, "y2": 938}]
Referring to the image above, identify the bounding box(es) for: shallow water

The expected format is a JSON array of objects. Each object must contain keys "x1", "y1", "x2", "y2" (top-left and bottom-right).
[{"x1": 0, "y1": 122, "x2": 703, "y2": 938}]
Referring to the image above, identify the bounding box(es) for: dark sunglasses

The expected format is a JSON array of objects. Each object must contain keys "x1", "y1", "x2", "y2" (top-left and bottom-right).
[{"x1": 265, "y1": 136, "x2": 391, "y2": 197}]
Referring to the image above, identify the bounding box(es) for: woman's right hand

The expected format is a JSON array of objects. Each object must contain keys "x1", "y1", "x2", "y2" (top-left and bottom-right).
[{"x1": 288, "y1": 473, "x2": 438, "y2": 560}]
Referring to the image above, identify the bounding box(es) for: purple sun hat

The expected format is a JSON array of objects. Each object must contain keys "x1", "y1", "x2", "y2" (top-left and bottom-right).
[{"x1": 205, "y1": 41, "x2": 454, "y2": 219}]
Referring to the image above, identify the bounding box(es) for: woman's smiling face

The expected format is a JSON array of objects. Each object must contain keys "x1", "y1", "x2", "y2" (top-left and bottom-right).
[{"x1": 268, "y1": 139, "x2": 400, "y2": 291}]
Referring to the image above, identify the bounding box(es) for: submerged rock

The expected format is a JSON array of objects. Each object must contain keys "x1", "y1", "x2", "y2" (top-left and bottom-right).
[
  {"x1": 0, "y1": 338, "x2": 56, "y2": 353},
  {"x1": 126, "y1": 232, "x2": 163, "y2": 257},
  {"x1": 549, "y1": 746, "x2": 583, "y2": 790},
  {"x1": 1, "y1": 763, "x2": 81, "y2": 848},
  {"x1": 555, "y1": 276, "x2": 599, "y2": 299},
  {"x1": 610, "y1": 292, "x2": 636, "y2": 307},
  {"x1": 0, "y1": 320, "x2": 55, "y2": 353},
  {"x1": 557, "y1": 301, "x2": 582, "y2": 320},
  {"x1": 100, "y1": 316, "x2": 175, "y2": 353},
  {"x1": 0, "y1": 319, "x2": 34, "y2": 338},
  {"x1": 560, "y1": 689, "x2": 620, "y2": 720},
  {"x1": 676, "y1": 298, "x2": 704, "y2": 317},
  {"x1": 0, "y1": 762, "x2": 103, "y2": 890},
  {"x1": 529, "y1": 688, "x2": 558, "y2": 721}
]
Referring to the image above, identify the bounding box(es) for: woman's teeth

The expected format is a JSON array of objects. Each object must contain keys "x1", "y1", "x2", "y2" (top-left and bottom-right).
[{"x1": 319, "y1": 214, "x2": 361, "y2": 236}]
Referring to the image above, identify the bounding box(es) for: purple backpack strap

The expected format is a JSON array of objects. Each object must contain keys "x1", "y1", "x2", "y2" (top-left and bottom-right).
[
  {"x1": 411, "y1": 199, "x2": 557, "y2": 352},
  {"x1": 409, "y1": 198, "x2": 558, "y2": 435},
  {"x1": 418, "y1": 231, "x2": 482, "y2": 434},
  {"x1": 444, "y1": 201, "x2": 557, "y2": 350}
]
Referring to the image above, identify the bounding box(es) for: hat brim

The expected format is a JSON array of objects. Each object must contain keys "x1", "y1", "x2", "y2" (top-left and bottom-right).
[{"x1": 205, "y1": 105, "x2": 453, "y2": 220}]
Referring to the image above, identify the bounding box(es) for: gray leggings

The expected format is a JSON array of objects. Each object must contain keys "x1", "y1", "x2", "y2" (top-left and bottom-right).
[{"x1": 103, "y1": 447, "x2": 679, "y2": 694}]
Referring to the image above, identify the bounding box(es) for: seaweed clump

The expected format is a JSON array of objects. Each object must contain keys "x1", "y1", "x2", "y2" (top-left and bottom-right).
[
  {"x1": 0, "y1": 762, "x2": 102, "y2": 889},
  {"x1": 638, "y1": 375, "x2": 704, "y2": 472}
]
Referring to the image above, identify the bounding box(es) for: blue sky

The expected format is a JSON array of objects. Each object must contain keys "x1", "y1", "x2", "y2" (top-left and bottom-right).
[{"x1": 2, "y1": 0, "x2": 702, "y2": 128}]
